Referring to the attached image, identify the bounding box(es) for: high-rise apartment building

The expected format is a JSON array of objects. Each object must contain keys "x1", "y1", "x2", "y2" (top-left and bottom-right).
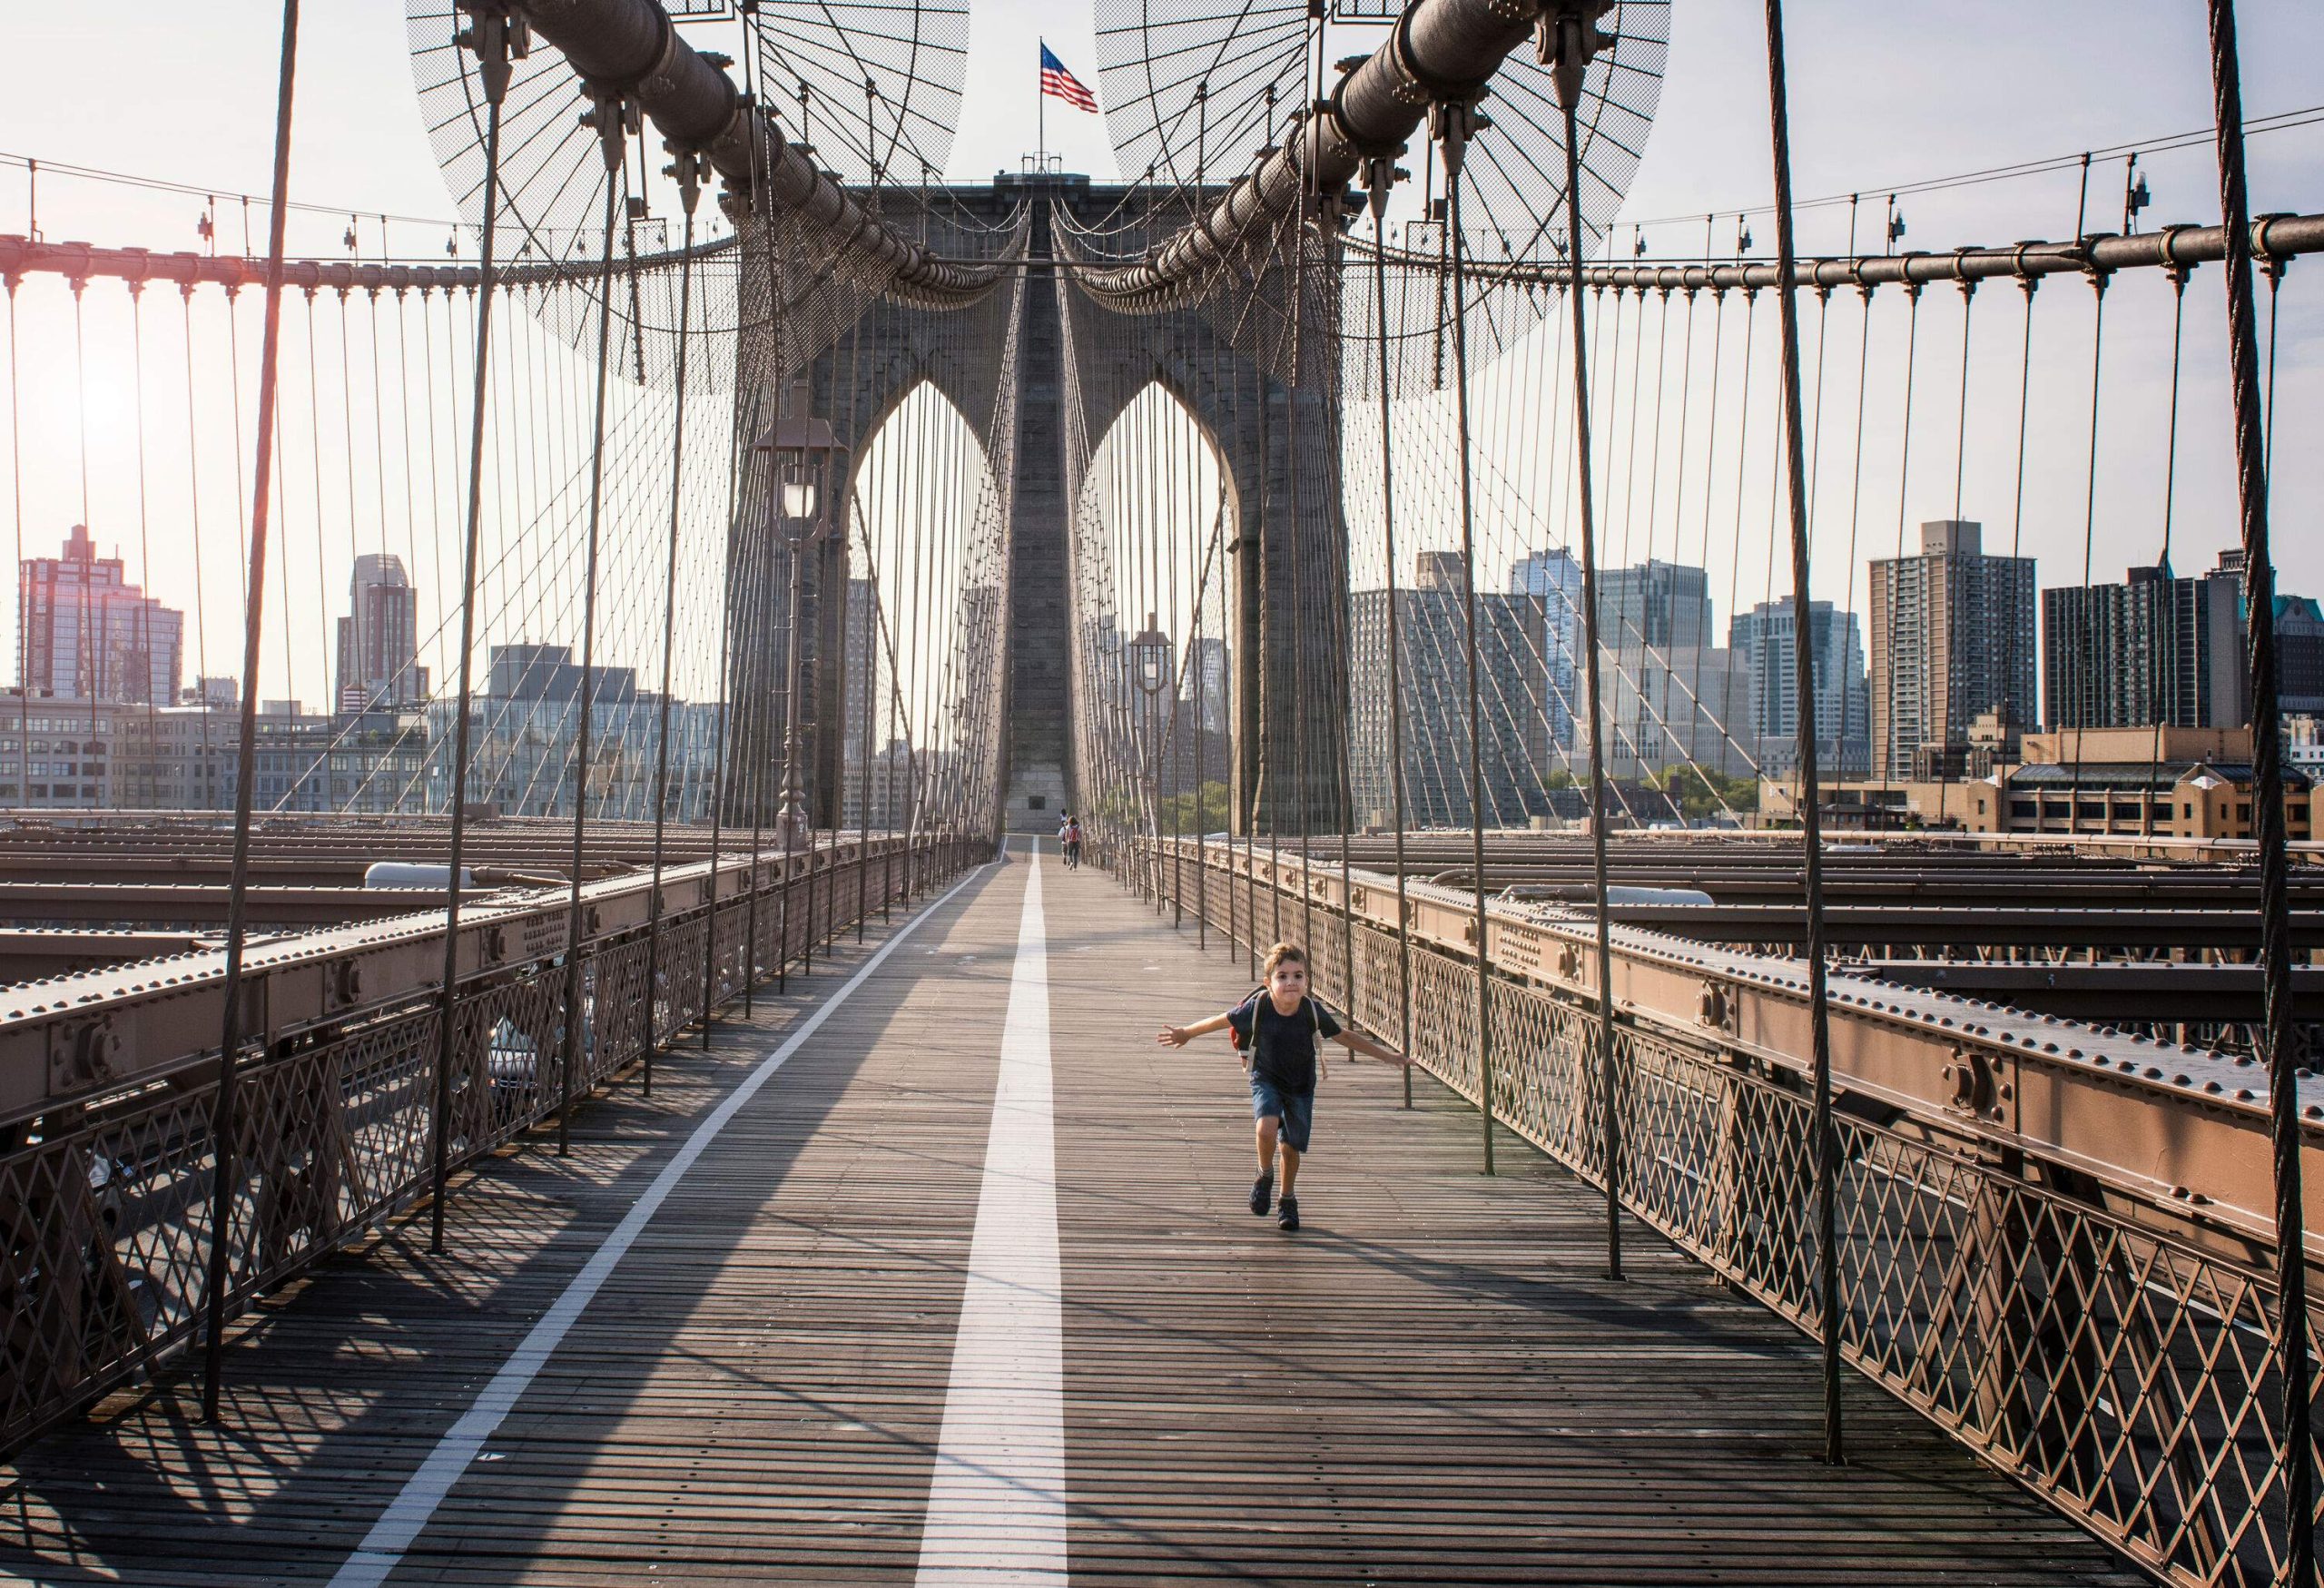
[
  {"x1": 2043, "y1": 552, "x2": 2246, "y2": 731},
  {"x1": 2276, "y1": 593, "x2": 2324, "y2": 715},
  {"x1": 1599, "y1": 641, "x2": 1762, "y2": 780},
  {"x1": 1867, "y1": 519, "x2": 2036, "y2": 779},
  {"x1": 438, "y1": 643, "x2": 677, "y2": 818},
  {"x1": 1350, "y1": 552, "x2": 1548, "y2": 827},
  {"x1": 334, "y1": 554, "x2": 427, "y2": 714},
  {"x1": 842, "y1": 577, "x2": 878, "y2": 754},
  {"x1": 1730, "y1": 597, "x2": 1873, "y2": 774},
  {"x1": 19, "y1": 524, "x2": 182, "y2": 705},
  {"x1": 1581, "y1": 556, "x2": 1745, "y2": 778},
  {"x1": 1509, "y1": 547, "x2": 1582, "y2": 750},
  {"x1": 1599, "y1": 558, "x2": 1714, "y2": 652},
  {"x1": 1182, "y1": 636, "x2": 1229, "y2": 736}
]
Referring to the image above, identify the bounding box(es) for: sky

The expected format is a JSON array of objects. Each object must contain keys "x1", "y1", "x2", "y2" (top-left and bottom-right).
[
  {"x1": 8, "y1": 4, "x2": 2320, "y2": 259},
  {"x1": 9, "y1": 5, "x2": 2314, "y2": 262},
  {"x1": 0, "y1": 1, "x2": 2319, "y2": 707}
]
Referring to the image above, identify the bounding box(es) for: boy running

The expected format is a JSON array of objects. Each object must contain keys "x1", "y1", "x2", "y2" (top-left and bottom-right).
[{"x1": 1156, "y1": 943, "x2": 1406, "y2": 1230}]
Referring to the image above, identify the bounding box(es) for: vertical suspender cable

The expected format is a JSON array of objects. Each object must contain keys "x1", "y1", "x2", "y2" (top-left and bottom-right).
[
  {"x1": 1762, "y1": 0, "x2": 1845, "y2": 1466},
  {"x1": 644, "y1": 160, "x2": 705, "y2": 1096},
  {"x1": 202, "y1": 0, "x2": 301, "y2": 1424},
  {"x1": 1296, "y1": 26, "x2": 1328, "y2": 951},
  {"x1": 856, "y1": 451, "x2": 873, "y2": 942},
  {"x1": 1288, "y1": 157, "x2": 1314, "y2": 960},
  {"x1": 1170, "y1": 382, "x2": 1188, "y2": 929},
  {"x1": 428, "y1": 20, "x2": 511, "y2": 1256},
  {"x1": 2203, "y1": 3, "x2": 2310, "y2": 1576},
  {"x1": 1435, "y1": 107, "x2": 1494, "y2": 1176},
  {"x1": 1878, "y1": 283, "x2": 1919, "y2": 794},
  {"x1": 8, "y1": 280, "x2": 25, "y2": 800},
  {"x1": 2146, "y1": 261, "x2": 2191, "y2": 839},
  {"x1": 1367, "y1": 178, "x2": 1415, "y2": 1110},
  {"x1": 1543, "y1": 4, "x2": 1617, "y2": 1261},
  {"x1": 181, "y1": 286, "x2": 219, "y2": 795},
  {"x1": 557, "y1": 124, "x2": 627, "y2": 1159},
  {"x1": 130, "y1": 283, "x2": 158, "y2": 807},
  {"x1": 70, "y1": 283, "x2": 96, "y2": 797},
  {"x1": 2002, "y1": 273, "x2": 2037, "y2": 767},
  {"x1": 741, "y1": 31, "x2": 790, "y2": 1013},
  {"x1": 857, "y1": 340, "x2": 886, "y2": 945},
  {"x1": 1194, "y1": 469, "x2": 1209, "y2": 949},
  {"x1": 701, "y1": 387, "x2": 753, "y2": 1048},
  {"x1": 2064, "y1": 258, "x2": 2109, "y2": 806}
]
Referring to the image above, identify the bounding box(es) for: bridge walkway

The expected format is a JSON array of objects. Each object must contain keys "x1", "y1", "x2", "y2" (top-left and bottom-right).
[{"x1": 0, "y1": 840, "x2": 2139, "y2": 1584}]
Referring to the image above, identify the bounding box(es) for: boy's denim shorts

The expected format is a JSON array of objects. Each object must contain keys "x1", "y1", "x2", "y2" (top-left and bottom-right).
[{"x1": 1249, "y1": 1076, "x2": 1315, "y2": 1153}]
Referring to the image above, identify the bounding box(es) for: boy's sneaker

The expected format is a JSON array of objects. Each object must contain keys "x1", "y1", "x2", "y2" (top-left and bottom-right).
[
  {"x1": 1249, "y1": 1172, "x2": 1273, "y2": 1216},
  {"x1": 1276, "y1": 1195, "x2": 1300, "y2": 1231}
]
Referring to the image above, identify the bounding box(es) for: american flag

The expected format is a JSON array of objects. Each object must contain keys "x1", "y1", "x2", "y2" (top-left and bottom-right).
[{"x1": 1039, "y1": 44, "x2": 1098, "y2": 113}]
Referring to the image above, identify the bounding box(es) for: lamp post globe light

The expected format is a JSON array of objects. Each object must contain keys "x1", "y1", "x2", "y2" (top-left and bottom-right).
[
  {"x1": 753, "y1": 410, "x2": 842, "y2": 854},
  {"x1": 1128, "y1": 612, "x2": 1173, "y2": 699},
  {"x1": 1127, "y1": 612, "x2": 1172, "y2": 893}
]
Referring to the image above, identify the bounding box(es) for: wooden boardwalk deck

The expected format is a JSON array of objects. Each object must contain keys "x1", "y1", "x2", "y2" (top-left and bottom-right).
[{"x1": 0, "y1": 841, "x2": 2143, "y2": 1585}]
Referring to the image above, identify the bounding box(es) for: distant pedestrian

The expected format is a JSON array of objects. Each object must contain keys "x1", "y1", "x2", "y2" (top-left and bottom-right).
[
  {"x1": 1155, "y1": 942, "x2": 1406, "y2": 1231},
  {"x1": 1062, "y1": 815, "x2": 1084, "y2": 870}
]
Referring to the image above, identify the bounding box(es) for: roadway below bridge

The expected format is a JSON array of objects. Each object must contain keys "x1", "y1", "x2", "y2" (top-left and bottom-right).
[{"x1": 0, "y1": 840, "x2": 2137, "y2": 1584}]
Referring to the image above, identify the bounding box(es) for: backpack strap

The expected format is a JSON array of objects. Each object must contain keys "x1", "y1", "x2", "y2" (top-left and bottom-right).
[{"x1": 1230, "y1": 988, "x2": 1265, "y2": 1050}]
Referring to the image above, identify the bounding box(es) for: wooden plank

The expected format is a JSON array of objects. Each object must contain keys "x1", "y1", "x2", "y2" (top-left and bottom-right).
[
  {"x1": 0, "y1": 845, "x2": 2144, "y2": 1584},
  {"x1": 1042, "y1": 859, "x2": 2143, "y2": 1586}
]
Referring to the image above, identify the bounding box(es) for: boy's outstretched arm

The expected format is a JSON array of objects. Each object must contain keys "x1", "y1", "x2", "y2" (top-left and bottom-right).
[
  {"x1": 1156, "y1": 1011, "x2": 1235, "y2": 1048},
  {"x1": 1333, "y1": 1027, "x2": 1410, "y2": 1067}
]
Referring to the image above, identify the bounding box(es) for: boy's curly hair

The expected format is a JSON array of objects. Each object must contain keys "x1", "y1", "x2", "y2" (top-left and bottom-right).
[{"x1": 1262, "y1": 942, "x2": 1308, "y2": 975}]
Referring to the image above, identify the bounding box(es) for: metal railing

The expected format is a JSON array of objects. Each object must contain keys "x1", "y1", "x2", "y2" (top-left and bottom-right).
[
  {"x1": 1135, "y1": 833, "x2": 2324, "y2": 1587},
  {"x1": 0, "y1": 830, "x2": 984, "y2": 1459}
]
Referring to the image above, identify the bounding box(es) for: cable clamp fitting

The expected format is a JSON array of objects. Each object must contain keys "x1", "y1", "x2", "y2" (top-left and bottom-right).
[
  {"x1": 1358, "y1": 153, "x2": 1409, "y2": 222},
  {"x1": 1428, "y1": 95, "x2": 1489, "y2": 182},
  {"x1": 1535, "y1": 0, "x2": 1616, "y2": 112},
  {"x1": 455, "y1": 2, "x2": 531, "y2": 108},
  {"x1": 664, "y1": 143, "x2": 715, "y2": 218},
  {"x1": 580, "y1": 83, "x2": 642, "y2": 173}
]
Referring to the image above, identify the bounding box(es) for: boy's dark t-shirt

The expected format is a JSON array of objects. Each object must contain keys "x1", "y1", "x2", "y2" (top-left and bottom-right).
[{"x1": 1226, "y1": 994, "x2": 1342, "y2": 1094}]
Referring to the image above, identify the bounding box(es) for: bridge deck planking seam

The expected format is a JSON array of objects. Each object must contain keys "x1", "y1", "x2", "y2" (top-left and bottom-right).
[
  {"x1": 1039, "y1": 861, "x2": 2142, "y2": 1585},
  {"x1": 0, "y1": 873, "x2": 1005, "y2": 1585},
  {"x1": 0, "y1": 843, "x2": 2142, "y2": 1584}
]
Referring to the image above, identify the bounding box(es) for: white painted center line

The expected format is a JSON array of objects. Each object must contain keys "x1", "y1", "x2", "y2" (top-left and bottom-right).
[
  {"x1": 327, "y1": 863, "x2": 990, "y2": 1588},
  {"x1": 915, "y1": 841, "x2": 1067, "y2": 1584}
]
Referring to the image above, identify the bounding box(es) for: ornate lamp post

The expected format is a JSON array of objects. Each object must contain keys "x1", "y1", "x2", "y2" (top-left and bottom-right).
[
  {"x1": 754, "y1": 411, "x2": 841, "y2": 854},
  {"x1": 1128, "y1": 611, "x2": 1172, "y2": 902}
]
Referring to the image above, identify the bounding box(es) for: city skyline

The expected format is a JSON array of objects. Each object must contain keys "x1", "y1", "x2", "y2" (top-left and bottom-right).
[
  {"x1": 5, "y1": 6, "x2": 2320, "y2": 717},
  {"x1": 16, "y1": 508, "x2": 2320, "y2": 822}
]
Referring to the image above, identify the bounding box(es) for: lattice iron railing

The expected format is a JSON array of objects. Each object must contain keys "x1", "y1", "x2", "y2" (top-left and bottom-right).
[
  {"x1": 1141, "y1": 835, "x2": 2324, "y2": 1587},
  {"x1": 0, "y1": 833, "x2": 982, "y2": 1461}
]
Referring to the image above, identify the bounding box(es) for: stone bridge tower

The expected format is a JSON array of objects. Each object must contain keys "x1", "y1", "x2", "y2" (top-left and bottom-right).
[{"x1": 726, "y1": 173, "x2": 1348, "y2": 841}]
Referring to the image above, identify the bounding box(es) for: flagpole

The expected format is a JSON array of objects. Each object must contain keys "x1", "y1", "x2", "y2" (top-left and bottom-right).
[{"x1": 1038, "y1": 43, "x2": 1046, "y2": 171}]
